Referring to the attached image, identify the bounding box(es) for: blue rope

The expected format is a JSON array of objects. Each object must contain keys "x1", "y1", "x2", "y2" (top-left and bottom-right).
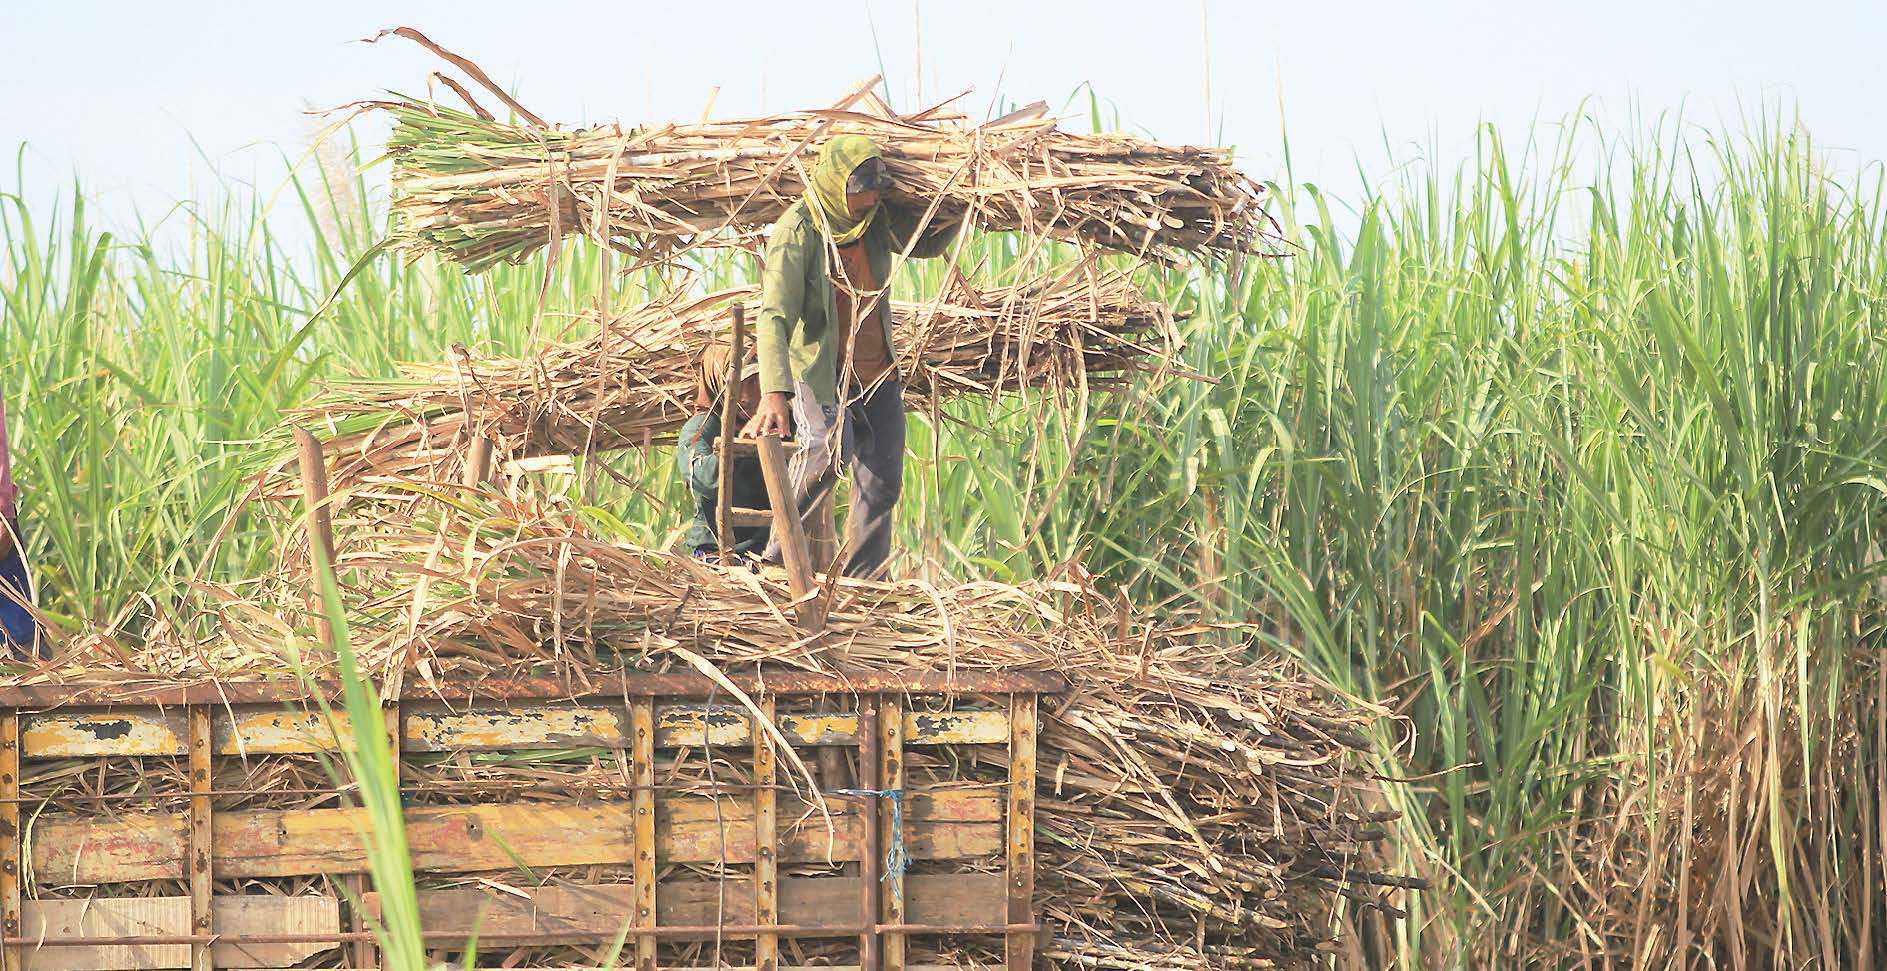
[{"x1": 833, "y1": 787, "x2": 907, "y2": 903}]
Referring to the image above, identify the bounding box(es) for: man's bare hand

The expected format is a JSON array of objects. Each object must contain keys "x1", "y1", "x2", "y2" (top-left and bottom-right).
[{"x1": 741, "y1": 391, "x2": 793, "y2": 439}]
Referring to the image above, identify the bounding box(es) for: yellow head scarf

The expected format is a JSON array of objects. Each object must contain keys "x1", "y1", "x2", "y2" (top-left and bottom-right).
[{"x1": 805, "y1": 135, "x2": 884, "y2": 246}]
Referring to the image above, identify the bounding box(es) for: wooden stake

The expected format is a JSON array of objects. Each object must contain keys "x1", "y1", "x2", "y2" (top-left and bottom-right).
[
  {"x1": 810, "y1": 491, "x2": 838, "y2": 572},
  {"x1": 463, "y1": 435, "x2": 494, "y2": 487},
  {"x1": 717, "y1": 304, "x2": 746, "y2": 563},
  {"x1": 755, "y1": 435, "x2": 822, "y2": 630},
  {"x1": 187, "y1": 706, "x2": 215, "y2": 971},
  {"x1": 293, "y1": 428, "x2": 337, "y2": 650}
]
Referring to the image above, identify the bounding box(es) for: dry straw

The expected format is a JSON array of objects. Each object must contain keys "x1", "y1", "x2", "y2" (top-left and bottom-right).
[
  {"x1": 39, "y1": 484, "x2": 1418, "y2": 967},
  {"x1": 365, "y1": 29, "x2": 1282, "y2": 270},
  {"x1": 273, "y1": 269, "x2": 1182, "y2": 502}
]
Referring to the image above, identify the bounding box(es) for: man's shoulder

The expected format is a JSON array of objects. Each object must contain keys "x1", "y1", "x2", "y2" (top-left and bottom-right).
[
  {"x1": 772, "y1": 200, "x2": 814, "y2": 240},
  {"x1": 678, "y1": 412, "x2": 715, "y2": 447}
]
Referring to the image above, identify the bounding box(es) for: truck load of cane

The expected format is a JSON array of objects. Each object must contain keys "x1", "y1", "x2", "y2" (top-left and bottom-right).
[{"x1": 0, "y1": 29, "x2": 1421, "y2": 971}]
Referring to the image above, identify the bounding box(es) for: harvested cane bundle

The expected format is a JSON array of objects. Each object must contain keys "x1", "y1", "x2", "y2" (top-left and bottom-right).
[
  {"x1": 41, "y1": 485, "x2": 1417, "y2": 967},
  {"x1": 374, "y1": 51, "x2": 1280, "y2": 269},
  {"x1": 272, "y1": 269, "x2": 1180, "y2": 501}
]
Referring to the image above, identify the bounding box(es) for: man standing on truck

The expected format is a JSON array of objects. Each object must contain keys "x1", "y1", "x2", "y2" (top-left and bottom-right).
[{"x1": 743, "y1": 134, "x2": 960, "y2": 579}]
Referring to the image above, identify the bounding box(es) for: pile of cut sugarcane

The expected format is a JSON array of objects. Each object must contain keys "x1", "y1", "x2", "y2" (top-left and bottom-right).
[
  {"x1": 369, "y1": 27, "x2": 1280, "y2": 271},
  {"x1": 38, "y1": 483, "x2": 1418, "y2": 967},
  {"x1": 272, "y1": 269, "x2": 1180, "y2": 500}
]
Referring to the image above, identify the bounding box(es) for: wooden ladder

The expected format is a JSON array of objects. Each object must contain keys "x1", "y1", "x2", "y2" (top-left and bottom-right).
[{"x1": 715, "y1": 305, "x2": 824, "y2": 631}]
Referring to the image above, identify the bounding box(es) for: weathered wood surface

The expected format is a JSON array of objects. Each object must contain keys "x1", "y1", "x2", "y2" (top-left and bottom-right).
[
  {"x1": 2, "y1": 713, "x2": 22, "y2": 971},
  {"x1": 17, "y1": 896, "x2": 338, "y2": 969},
  {"x1": 0, "y1": 670, "x2": 1066, "y2": 707},
  {"x1": 20, "y1": 705, "x2": 1009, "y2": 758},
  {"x1": 30, "y1": 792, "x2": 1002, "y2": 884},
  {"x1": 364, "y1": 873, "x2": 1003, "y2": 935},
  {"x1": 1005, "y1": 694, "x2": 1038, "y2": 971},
  {"x1": 630, "y1": 698, "x2": 656, "y2": 971},
  {"x1": 184, "y1": 708, "x2": 213, "y2": 971},
  {"x1": 753, "y1": 696, "x2": 780, "y2": 971}
]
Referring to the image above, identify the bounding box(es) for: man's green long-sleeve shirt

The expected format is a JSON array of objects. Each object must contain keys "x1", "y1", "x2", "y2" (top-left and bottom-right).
[{"x1": 755, "y1": 200, "x2": 959, "y2": 405}]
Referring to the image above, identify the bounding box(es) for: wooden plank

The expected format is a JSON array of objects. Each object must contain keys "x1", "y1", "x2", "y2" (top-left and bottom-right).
[
  {"x1": 754, "y1": 434, "x2": 822, "y2": 629},
  {"x1": 2, "y1": 712, "x2": 20, "y2": 971},
  {"x1": 18, "y1": 896, "x2": 338, "y2": 970},
  {"x1": 727, "y1": 507, "x2": 773, "y2": 528},
  {"x1": 23, "y1": 708, "x2": 352, "y2": 759},
  {"x1": 0, "y1": 669, "x2": 1067, "y2": 707},
  {"x1": 630, "y1": 698, "x2": 656, "y2": 971},
  {"x1": 879, "y1": 697, "x2": 906, "y2": 971},
  {"x1": 753, "y1": 696, "x2": 780, "y2": 971},
  {"x1": 371, "y1": 873, "x2": 1004, "y2": 937},
  {"x1": 29, "y1": 793, "x2": 1001, "y2": 885},
  {"x1": 1005, "y1": 694, "x2": 1038, "y2": 971},
  {"x1": 186, "y1": 707, "x2": 213, "y2": 971},
  {"x1": 22, "y1": 706, "x2": 1008, "y2": 759}
]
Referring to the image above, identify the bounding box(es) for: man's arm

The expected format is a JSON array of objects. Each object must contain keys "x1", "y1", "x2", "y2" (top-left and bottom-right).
[
  {"x1": 755, "y1": 215, "x2": 806, "y2": 397},
  {"x1": 677, "y1": 416, "x2": 721, "y2": 496},
  {"x1": 748, "y1": 214, "x2": 807, "y2": 437},
  {"x1": 884, "y1": 203, "x2": 965, "y2": 259}
]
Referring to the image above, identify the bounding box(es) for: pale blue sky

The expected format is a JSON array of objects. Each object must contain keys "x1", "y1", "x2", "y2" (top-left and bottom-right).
[{"x1": 3, "y1": 0, "x2": 1883, "y2": 236}]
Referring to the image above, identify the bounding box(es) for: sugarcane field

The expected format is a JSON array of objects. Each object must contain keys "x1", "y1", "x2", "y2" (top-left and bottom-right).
[{"x1": 2, "y1": 5, "x2": 1884, "y2": 969}]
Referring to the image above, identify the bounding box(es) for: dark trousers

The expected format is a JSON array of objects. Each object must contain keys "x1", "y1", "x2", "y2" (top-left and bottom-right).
[
  {"x1": 766, "y1": 380, "x2": 905, "y2": 579},
  {"x1": 0, "y1": 548, "x2": 40, "y2": 660}
]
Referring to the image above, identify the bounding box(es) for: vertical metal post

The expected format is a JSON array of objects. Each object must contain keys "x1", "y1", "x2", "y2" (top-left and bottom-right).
[
  {"x1": 717, "y1": 304, "x2": 746, "y2": 563},
  {"x1": 631, "y1": 698, "x2": 658, "y2": 971},
  {"x1": 187, "y1": 706, "x2": 215, "y2": 971},
  {"x1": 752, "y1": 694, "x2": 780, "y2": 971},
  {"x1": 1005, "y1": 693, "x2": 1039, "y2": 971},
  {"x1": 878, "y1": 696, "x2": 906, "y2": 971},
  {"x1": 0, "y1": 712, "x2": 20, "y2": 971},
  {"x1": 856, "y1": 700, "x2": 883, "y2": 971}
]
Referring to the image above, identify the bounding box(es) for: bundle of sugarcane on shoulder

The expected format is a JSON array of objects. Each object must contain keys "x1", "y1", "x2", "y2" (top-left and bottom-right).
[{"x1": 130, "y1": 28, "x2": 1416, "y2": 969}]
